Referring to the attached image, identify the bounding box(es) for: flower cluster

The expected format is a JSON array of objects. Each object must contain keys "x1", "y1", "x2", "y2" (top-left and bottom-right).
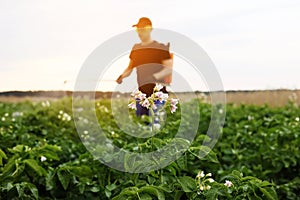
[
  {"x1": 80, "y1": 130, "x2": 90, "y2": 140},
  {"x1": 128, "y1": 83, "x2": 179, "y2": 114},
  {"x1": 196, "y1": 170, "x2": 215, "y2": 193},
  {"x1": 195, "y1": 170, "x2": 234, "y2": 195},
  {"x1": 224, "y1": 180, "x2": 233, "y2": 188},
  {"x1": 41, "y1": 100, "x2": 50, "y2": 107},
  {"x1": 1, "y1": 112, "x2": 23, "y2": 122},
  {"x1": 170, "y1": 98, "x2": 179, "y2": 113},
  {"x1": 12, "y1": 111, "x2": 23, "y2": 117},
  {"x1": 58, "y1": 110, "x2": 71, "y2": 121},
  {"x1": 1, "y1": 113, "x2": 9, "y2": 122}
]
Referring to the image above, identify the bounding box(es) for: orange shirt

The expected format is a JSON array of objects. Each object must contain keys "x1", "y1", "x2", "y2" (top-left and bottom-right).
[{"x1": 129, "y1": 40, "x2": 171, "y2": 96}]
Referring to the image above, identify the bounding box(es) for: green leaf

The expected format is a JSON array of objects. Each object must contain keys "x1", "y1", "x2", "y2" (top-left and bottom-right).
[
  {"x1": 138, "y1": 186, "x2": 165, "y2": 200},
  {"x1": 38, "y1": 144, "x2": 61, "y2": 160},
  {"x1": 231, "y1": 170, "x2": 243, "y2": 179},
  {"x1": 176, "y1": 155, "x2": 187, "y2": 171},
  {"x1": 70, "y1": 165, "x2": 93, "y2": 177},
  {"x1": 165, "y1": 164, "x2": 177, "y2": 176},
  {"x1": 189, "y1": 146, "x2": 219, "y2": 163},
  {"x1": 43, "y1": 144, "x2": 62, "y2": 152},
  {"x1": 22, "y1": 182, "x2": 39, "y2": 199},
  {"x1": 0, "y1": 156, "x2": 17, "y2": 179},
  {"x1": 259, "y1": 187, "x2": 278, "y2": 200},
  {"x1": 2, "y1": 182, "x2": 14, "y2": 191},
  {"x1": 105, "y1": 189, "x2": 112, "y2": 198},
  {"x1": 106, "y1": 183, "x2": 117, "y2": 191},
  {"x1": 0, "y1": 148, "x2": 8, "y2": 166},
  {"x1": 57, "y1": 169, "x2": 71, "y2": 190},
  {"x1": 258, "y1": 181, "x2": 273, "y2": 187},
  {"x1": 14, "y1": 182, "x2": 39, "y2": 199},
  {"x1": 23, "y1": 159, "x2": 47, "y2": 176},
  {"x1": 15, "y1": 183, "x2": 24, "y2": 198},
  {"x1": 41, "y1": 152, "x2": 59, "y2": 161},
  {"x1": 78, "y1": 182, "x2": 86, "y2": 194},
  {"x1": 177, "y1": 176, "x2": 197, "y2": 192},
  {"x1": 112, "y1": 187, "x2": 138, "y2": 200},
  {"x1": 90, "y1": 186, "x2": 100, "y2": 192},
  {"x1": 45, "y1": 167, "x2": 56, "y2": 191},
  {"x1": 139, "y1": 193, "x2": 152, "y2": 200},
  {"x1": 9, "y1": 145, "x2": 30, "y2": 153},
  {"x1": 174, "y1": 190, "x2": 184, "y2": 200}
]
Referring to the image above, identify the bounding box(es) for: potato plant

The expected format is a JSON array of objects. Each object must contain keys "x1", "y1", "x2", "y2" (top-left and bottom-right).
[{"x1": 0, "y1": 96, "x2": 298, "y2": 199}]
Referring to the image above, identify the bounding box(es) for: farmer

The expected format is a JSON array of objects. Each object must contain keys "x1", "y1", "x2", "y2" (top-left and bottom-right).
[{"x1": 116, "y1": 17, "x2": 172, "y2": 117}]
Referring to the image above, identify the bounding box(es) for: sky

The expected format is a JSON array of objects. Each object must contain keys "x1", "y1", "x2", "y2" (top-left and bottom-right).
[{"x1": 1, "y1": 0, "x2": 300, "y2": 92}]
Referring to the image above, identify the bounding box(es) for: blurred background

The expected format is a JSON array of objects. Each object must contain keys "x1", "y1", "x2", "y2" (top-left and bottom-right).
[{"x1": 1, "y1": 0, "x2": 300, "y2": 92}]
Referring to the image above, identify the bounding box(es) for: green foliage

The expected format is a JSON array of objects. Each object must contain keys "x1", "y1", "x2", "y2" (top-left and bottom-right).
[{"x1": 0, "y1": 97, "x2": 298, "y2": 199}]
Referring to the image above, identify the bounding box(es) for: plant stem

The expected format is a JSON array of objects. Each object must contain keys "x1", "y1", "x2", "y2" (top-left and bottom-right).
[{"x1": 150, "y1": 108, "x2": 155, "y2": 151}]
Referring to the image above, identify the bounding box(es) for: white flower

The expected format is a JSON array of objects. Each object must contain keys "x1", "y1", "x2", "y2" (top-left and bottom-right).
[
  {"x1": 102, "y1": 106, "x2": 109, "y2": 113},
  {"x1": 62, "y1": 113, "x2": 71, "y2": 121},
  {"x1": 199, "y1": 185, "x2": 204, "y2": 191},
  {"x1": 131, "y1": 90, "x2": 146, "y2": 100},
  {"x1": 170, "y1": 105, "x2": 177, "y2": 114},
  {"x1": 296, "y1": 117, "x2": 299, "y2": 122},
  {"x1": 4, "y1": 113, "x2": 9, "y2": 117},
  {"x1": 12, "y1": 112, "x2": 23, "y2": 117},
  {"x1": 153, "y1": 123, "x2": 161, "y2": 130},
  {"x1": 137, "y1": 93, "x2": 147, "y2": 100},
  {"x1": 162, "y1": 93, "x2": 169, "y2": 101},
  {"x1": 170, "y1": 99, "x2": 179, "y2": 113},
  {"x1": 205, "y1": 185, "x2": 211, "y2": 190},
  {"x1": 197, "y1": 171, "x2": 205, "y2": 178},
  {"x1": 131, "y1": 89, "x2": 139, "y2": 97},
  {"x1": 83, "y1": 130, "x2": 88, "y2": 135},
  {"x1": 208, "y1": 178, "x2": 214, "y2": 183},
  {"x1": 155, "y1": 91, "x2": 168, "y2": 102},
  {"x1": 154, "y1": 83, "x2": 163, "y2": 91},
  {"x1": 171, "y1": 98, "x2": 179, "y2": 106},
  {"x1": 132, "y1": 146, "x2": 139, "y2": 151},
  {"x1": 224, "y1": 180, "x2": 233, "y2": 188},
  {"x1": 1, "y1": 117, "x2": 5, "y2": 121},
  {"x1": 141, "y1": 98, "x2": 150, "y2": 108},
  {"x1": 206, "y1": 173, "x2": 212, "y2": 177},
  {"x1": 42, "y1": 101, "x2": 50, "y2": 107},
  {"x1": 155, "y1": 91, "x2": 163, "y2": 98},
  {"x1": 59, "y1": 111, "x2": 71, "y2": 121},
  {"x1": 128, "y1": 102, "x2": 136, "y2": 110},
  {"x1": 40, "y1": 156, "x2": 47, "y2": 162}
]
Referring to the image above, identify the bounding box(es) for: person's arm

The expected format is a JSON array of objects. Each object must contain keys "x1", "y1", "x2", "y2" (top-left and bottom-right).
[
  {"x1": 153, "y1": 55, "x2": 173, "y2": 80},
  {"x1": 116, "y1": 59, "x2": 134, "y2": 84},
  {"x1": 153, "y1": 43, "x2": 173, "y2": 80}
]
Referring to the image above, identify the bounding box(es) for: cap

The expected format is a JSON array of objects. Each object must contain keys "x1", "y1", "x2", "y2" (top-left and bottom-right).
[{"x1": 132, "y1": 17, "x2": 152, "y2": 28}]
